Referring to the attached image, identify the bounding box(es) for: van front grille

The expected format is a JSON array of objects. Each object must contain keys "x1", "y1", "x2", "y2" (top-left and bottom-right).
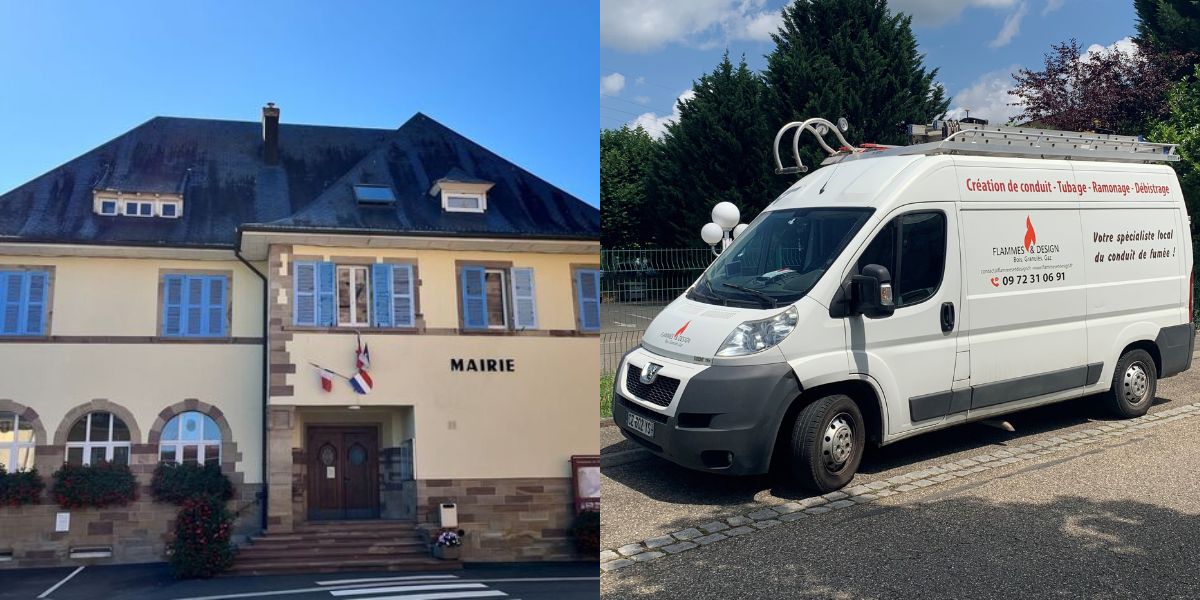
[{"x1": 625, "y1": 364, "x2": 680, "y2": 408}]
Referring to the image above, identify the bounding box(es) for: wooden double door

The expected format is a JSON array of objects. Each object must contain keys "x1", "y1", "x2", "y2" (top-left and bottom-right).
[{"x1": 307, "y1": 426, "x2": 380, "y2": 520}]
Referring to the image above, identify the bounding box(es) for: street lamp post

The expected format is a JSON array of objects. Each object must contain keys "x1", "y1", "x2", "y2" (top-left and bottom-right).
[{"x1": 702, "y1": 201, "x2": 746, "y2": 256}]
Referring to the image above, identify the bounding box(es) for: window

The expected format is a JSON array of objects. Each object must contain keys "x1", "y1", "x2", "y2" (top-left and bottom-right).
[
  {"x1": 99, "y1": 200, "x2": 118, "y2": 215},
  {"x1": 354, "y1": 185, "x2": 396, "y2": 205},
  {"x1": 0, "y1": 269, "x2": 49, "y2": 336},
  {"x1": 139, "y1": 202, "x2": 153, "y2": 216},
  {"x1": 66, "y1": 412, "x2": 131, "y2": 465},
  {"x1": 370, "y1": 263, "x2": 417, "y2": 328},
  {"x1": 162, "y1": 274, "x2": 228, "y2": 337},
  {"x1": 856, "y1": 211, "x2": 947, "y2": 308},
  {"x1": 160, "y1": 202, "x2": 179, "y2": 218},
  {"x1": 574, "y1": 269, "x2": 601, "y2": 332},
  {"x1": 158, "y1": 411, "x2": 221, "y2": 465},
  {"x1": 444, "y1": 193, "x2": 485, "y2": 213},
  {"x1": 0, "y1": 412, "x2": 35, "y2": 471},
  {"x1": 294, "y1": 261, "x2": 336, "y2": 326},
  {"x1": 337, "y1": 266, "x2": 370, "y2": 326},
  {"x1": 459, "y1": 266, "x2": 537, "y2": 330}
]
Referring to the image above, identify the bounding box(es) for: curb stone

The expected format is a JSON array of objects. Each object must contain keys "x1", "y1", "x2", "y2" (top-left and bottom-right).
[{"x1": 600, "y1": 401, "x2": 1200, "y2": 573}]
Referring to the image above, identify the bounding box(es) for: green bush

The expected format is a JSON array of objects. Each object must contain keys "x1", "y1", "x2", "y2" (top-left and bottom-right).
[
  {"x1": 569, "y1": 510, "x2": 600, "y2": 556},
  {"x1": 0, "y1": 466, "x2": 45, "y2": 506},
  {"x1": 170, "y1": 495, "x2": 234, "y2": 578},
  {"x1": 51, "y1": 462, "x2": 137, "y2": 509},
  {"x1": 151, "y1": 462, "x2": 233, "y2": 505}
]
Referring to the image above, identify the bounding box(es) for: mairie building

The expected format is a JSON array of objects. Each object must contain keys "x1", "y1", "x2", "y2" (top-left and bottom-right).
[{"x1": 0, "y1": 105, "x2": 600, "y2": 570}]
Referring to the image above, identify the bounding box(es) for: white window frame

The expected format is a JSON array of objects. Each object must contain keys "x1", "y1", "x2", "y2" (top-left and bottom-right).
[
  {"x1": 65, "y1": 412, "x2": 132, "y2": 465},
  {"x1": 0, "y1": 412, "x2": 36, "y2": 472},
  {"x1": 159, "y1": 201, "x2": 181, "y2": 218},
  {"x1": 484, "y1": 268, "x2": 510, "y2": 330},
  {"x1": 122, "y1": 200, "x2": 155, "y2": 218},
  {"x1": 337, "y1": 265, "x2": 371, "y2": 327},
  {"x1": 98, "y1": 198, "x2": 119, "y2": 216},
  {"x1": 158, "y1": 411, "x2": 221, "y2": 465},
  {"x1": 441, "y1": 191, "x2": 486, "y2": 213}
]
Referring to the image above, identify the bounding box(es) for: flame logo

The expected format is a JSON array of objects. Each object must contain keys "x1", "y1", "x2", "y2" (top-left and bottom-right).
[
  {"x1": 674, "y1": 321, "x2": 692, "y2": 338},
  {"x1": 1023, "y1": 216, "x2": 1036, "y2": 251}
]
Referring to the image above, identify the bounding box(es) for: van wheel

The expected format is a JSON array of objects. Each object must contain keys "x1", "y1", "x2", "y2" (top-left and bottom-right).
[
  {"x1": 788, "y1": 394, "x2": 865, "y2": 493},
  {"x1": 1106, "y1": 349, "x2": 1157, "y2": 418}
]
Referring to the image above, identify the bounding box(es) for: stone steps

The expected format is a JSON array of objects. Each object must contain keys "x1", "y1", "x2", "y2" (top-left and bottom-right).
[{"x1": 229, "y1": 519, "x2": 460, "y2": 575}]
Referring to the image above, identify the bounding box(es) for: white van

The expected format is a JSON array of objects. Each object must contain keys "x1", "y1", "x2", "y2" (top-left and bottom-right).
[{"x1": 614, "y1": 118, "x2": 1195, "y2": 492}]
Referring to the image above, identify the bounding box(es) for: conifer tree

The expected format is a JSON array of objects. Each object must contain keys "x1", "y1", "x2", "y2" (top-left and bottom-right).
[{"x1": 600, "y1": 125, "x2": 658, "y2": 249}]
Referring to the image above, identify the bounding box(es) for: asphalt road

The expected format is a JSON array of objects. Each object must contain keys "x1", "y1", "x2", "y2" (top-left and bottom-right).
[
  {"x1": 0, "y1": 562, "x2": 599, "y2": 600},
  {"x1": 602, "y1": 363, "x2": 1200, "y2": 599}
]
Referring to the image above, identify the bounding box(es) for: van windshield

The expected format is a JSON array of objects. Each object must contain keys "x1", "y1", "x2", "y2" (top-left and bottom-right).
[{"x1": 690, "y1": 207, "x2": 874, "y2": 308}]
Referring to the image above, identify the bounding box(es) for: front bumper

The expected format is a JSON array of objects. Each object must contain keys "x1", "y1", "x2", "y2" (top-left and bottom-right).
[{"x1": 613, "y1": 348, "x2": 801, "y2": 475}]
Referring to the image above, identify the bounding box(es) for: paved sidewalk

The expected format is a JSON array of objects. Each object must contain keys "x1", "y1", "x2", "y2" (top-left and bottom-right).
[{"x1": 602, "y1": 392, "x2": 1200, "y2": 598}]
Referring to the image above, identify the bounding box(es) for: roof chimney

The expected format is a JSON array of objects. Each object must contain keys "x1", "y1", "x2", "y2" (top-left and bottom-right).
[{"x1": 262, "y1": 102, "x2": 280, "y2": 165}]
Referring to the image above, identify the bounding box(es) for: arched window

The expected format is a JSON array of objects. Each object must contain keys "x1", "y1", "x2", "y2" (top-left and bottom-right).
[
  {"x1": 159, "y1": 411, "x2": 221, "y2": 465},
  {"x1": 65, "y1": 412, "x2": 131, "y2": 465},
  {"x1": 0, "y1": 412, "x2": 35, "y2": 471}
]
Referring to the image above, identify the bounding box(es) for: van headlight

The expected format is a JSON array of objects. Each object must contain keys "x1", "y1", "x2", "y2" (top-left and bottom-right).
[{"x1": 716, "y1": 306, "x2": 799, "y2": 357}]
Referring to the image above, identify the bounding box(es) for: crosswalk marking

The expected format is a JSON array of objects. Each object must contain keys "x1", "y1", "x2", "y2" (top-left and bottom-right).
[
  {"x1": 332, "y1": 583, "x2": 487, "y2": 597},
  {"x1": 347, "y1": 592, "x2": 506, "y2": 600},
  {"x1": 317, "y1": 575, "x2": 461, "y2": 586}
]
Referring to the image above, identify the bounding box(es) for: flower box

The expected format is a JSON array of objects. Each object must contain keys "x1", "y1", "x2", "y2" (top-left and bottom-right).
[{"x1": 432, "y1": 544, "x2": 460, "y2": 560}]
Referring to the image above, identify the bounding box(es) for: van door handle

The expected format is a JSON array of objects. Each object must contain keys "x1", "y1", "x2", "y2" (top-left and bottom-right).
[{"x1": 940, "y1": 302, "x2": 955, "y2": 332}]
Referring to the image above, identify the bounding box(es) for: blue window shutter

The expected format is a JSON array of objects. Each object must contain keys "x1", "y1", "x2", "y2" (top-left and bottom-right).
[
  {"x1": 317, "y1": 261, "x2": 336, "y2": 326},
  {"x1": 371, "y1": 263, "x2": 394, "y2": 327},
  {"x1": 29, "y1": 270, "x2": 48, "y2": 335},
  {"x1": 293, "y1": 262, "x2": 316, "y2": 326},
  {"x1": 576, "y1": 269, "x2": 601, "y2": 332},
  {"x1": 392, "y1": 264, "x2": 415, "y2": 327},
  {"x1": 206, "y1": 277, "x2": 226, "y2": 336},
  {"x1": 1, "y1": 272, "x2": 21, "y2": 335},
  {"x1": 185, "y1": 276, "x2": 204, "y2": 336},
  {"x1": 163, "y1": 274, "x2": 184, "y2": 336},
  {"x1": 461, "y1": 266, "x2": 487, "y2": 329},
  {"x1": 511, "y1": 267, "x2": 537, "y2": 330}
]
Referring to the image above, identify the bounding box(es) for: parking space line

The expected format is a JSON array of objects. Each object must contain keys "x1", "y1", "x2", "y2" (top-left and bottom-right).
[{"x1": 37, "y1": 565, "x2": 84, "y2": 599}]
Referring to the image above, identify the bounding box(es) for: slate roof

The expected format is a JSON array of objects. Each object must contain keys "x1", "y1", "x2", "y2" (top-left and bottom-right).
[{"x1": 0, "y1": 112, "x2": 598, "y2": 248}]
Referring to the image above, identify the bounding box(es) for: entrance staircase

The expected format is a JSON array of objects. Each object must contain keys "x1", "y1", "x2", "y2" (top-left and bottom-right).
[{"x1": 228, "y1": 519, "x2": 459, "y2": 575}]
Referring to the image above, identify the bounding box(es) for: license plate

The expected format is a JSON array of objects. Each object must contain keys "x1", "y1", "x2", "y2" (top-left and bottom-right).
[{"x1": 626, "y1": 412, "x2": 656, "y2": 438}]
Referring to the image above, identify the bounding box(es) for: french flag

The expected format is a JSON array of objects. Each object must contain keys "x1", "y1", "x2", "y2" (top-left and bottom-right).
[
  {"x1": 319, "y1": 369, "x2": 334, "y2": 393},
  {"x1": 356, "y1": 333, "x2": 371, "y2": 371},
  {"x1": 350, "y1": 370, "x2": 373, "y2": 395}
]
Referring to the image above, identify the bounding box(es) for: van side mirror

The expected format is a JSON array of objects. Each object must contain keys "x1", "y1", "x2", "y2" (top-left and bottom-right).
[{"x1": 850, "y1": 264, "x2": 895, "y2": 318}]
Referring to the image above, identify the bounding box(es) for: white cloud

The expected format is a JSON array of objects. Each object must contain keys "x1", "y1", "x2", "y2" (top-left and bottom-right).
[
  {"x1": 600, "y1": 0, "x2": 782, "y2": 53},
  {"x1": 629, "y1": 89, "x2": 696, "y2": 138},
  {"x1": 888, "y1": 0, "x2": 1018, "y2": 27},
  {"x1": 944, "y1": 65, "x2": 1024, "y2": 125},
  {"x1": 1083, "y1": 36, "x2": 1136, "y2": 59},
  {"x1": 1042, "y1": 0, "x2": 1065, "y2": 15},
  {"x1": 634, "y1": 76, "x2": 646, "y2": 85},
  {"x1": 633, "y1": 95, "x2": 651, "y2": 104},
  {"x1": 600, "y1": 72, "x2": 627, "y2": 96},
  {"x1": 989, "y1": 1, "x2": 1028, "y2": 48}
]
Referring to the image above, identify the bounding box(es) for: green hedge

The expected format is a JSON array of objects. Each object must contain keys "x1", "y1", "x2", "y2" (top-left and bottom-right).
[{"x1": 151, "y1": 462, "x2": 233, "y2": 505}]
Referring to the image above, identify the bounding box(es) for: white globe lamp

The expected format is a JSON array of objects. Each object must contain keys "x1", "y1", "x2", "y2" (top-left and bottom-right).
[
  {"x1": 732, "y1": 223, "x2": 749, "y2": 239},
  {"x1": 701, "y1": 222, "x2": 724, "y2": 246},
  {"x1": 711, "y1": 202, "x2": 740, "y2": 230}
]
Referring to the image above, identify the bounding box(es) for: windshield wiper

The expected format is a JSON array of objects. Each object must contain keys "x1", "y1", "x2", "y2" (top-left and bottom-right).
[{"x1": 721, "y1": 283, "x2": 777, "y2": 308}]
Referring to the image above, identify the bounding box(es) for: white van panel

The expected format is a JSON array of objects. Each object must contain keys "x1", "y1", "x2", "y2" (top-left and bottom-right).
[{"x1": 959, "y1": 206, "x2": 1088, "y2": 392}]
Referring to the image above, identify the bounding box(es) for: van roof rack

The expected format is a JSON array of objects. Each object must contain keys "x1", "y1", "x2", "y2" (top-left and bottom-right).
[{"x1": 774, "y1": 118, "x2": 1179, "y2": 175}]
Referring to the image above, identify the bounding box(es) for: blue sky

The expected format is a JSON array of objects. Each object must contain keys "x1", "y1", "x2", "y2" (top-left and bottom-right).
[
  {"x1": 0, "y1": 1, "x2": 598, "y2": 206},
  {"x1": 601, "y1": 0, "x2": 1138, "y2": 136}
]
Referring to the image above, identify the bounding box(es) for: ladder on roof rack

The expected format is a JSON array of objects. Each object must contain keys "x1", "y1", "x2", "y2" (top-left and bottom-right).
[
  {"x1": 903, "y1": 122, "x2": 1179, "y2": 163},
  {"x1": 773, "y1": 118, "x2": 1179, "y2": 176}
]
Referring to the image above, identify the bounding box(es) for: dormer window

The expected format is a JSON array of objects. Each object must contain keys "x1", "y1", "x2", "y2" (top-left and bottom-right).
[
  {"x1": 354, "y1": 184, "x2": 396, "y2": 205},
  {"x1": 445, "y1": 193, "x2": 485, "y2": 213},
  {"x1": 429, "y1": 169, "x2": 494, "y2": 215},
  {"x1": 92, "y1": 190, "x2": 184, "y2": 218}
]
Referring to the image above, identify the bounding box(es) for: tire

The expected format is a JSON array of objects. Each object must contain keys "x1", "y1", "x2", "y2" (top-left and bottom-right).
[
  {"x1": 788, "y1": 394, "x2": 865, "y2": 493},
  {"x1": 1106, "y1": 349, "x2": 1157, "y2": 418}
]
